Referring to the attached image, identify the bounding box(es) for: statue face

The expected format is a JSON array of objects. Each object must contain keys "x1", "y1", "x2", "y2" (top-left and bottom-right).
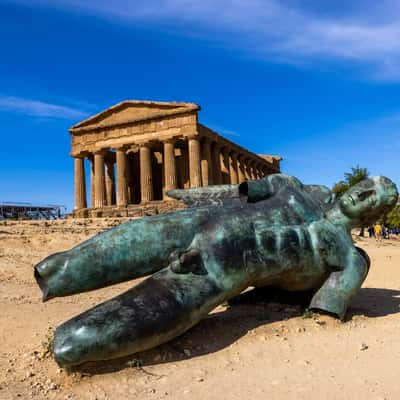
[{"x1": 339, "y1": 177, "x2": 398, "y2": 224}]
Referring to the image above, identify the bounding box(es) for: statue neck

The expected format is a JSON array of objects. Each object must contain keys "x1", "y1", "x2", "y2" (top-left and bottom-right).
[{"x1": 326, "y1": 206, "x2": 356, "y2": 233}]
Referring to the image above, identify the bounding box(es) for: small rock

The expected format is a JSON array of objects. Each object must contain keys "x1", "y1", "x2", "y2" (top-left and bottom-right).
[
  {"x1": 315, "y1": 319, "x2": 326, "y2": 325},
  {"x1": 360, "y1": 343, "x2": 368, "y2": 351},
  {"x1": 26, "y1": 371, "x2": 35, "y2": 379},
  {"x1": 183, "y1": 349, "x2": 191, "y2": 357},
  {"x1": 49, "y1": 382, "x2": 58, "y2": 391}
]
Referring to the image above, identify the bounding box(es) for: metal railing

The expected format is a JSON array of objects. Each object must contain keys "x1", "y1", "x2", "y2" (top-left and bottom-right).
[{"x1": 0, "y1": 202, "x2": 66, "y2": 220}]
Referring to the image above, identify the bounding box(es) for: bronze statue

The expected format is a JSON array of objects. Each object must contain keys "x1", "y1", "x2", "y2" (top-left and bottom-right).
[{"x1": 34, "y1": 174, "x2": 398, "y2": 368}]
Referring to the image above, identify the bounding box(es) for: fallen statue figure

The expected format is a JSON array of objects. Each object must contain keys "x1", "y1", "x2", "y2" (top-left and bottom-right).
[{"x1": 34, "y1": 174, "x2": 398, "y2": 368}]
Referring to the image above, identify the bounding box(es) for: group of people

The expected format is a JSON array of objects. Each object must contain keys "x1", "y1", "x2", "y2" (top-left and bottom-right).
[{"x1": 368, "y1": 224, "x2": 399, "y2": 241}]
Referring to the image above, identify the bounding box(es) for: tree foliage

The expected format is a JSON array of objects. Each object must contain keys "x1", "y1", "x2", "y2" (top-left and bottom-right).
[
  {"x1": 332, "y1": 166, "x2": 370, "y2": 199},
  {"x1": 385, "y1": 204, "x2": 400, "y2": 228},
  {"x1": 332, "y1": 181, "x2": 349, "y2": 199}
]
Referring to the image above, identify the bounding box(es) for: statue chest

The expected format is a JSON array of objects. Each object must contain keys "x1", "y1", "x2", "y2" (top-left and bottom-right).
[{"x1": 247, "y1": 221, "x2": 349, "y2": 290}]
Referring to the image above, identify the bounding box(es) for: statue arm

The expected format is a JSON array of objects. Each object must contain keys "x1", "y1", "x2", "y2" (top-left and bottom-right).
[
  {"x1": 168, "y1": 174, "x2": 304, "y2": 206},
  {"x1": 167, "y1": 184, "x2": 239, "y2": 207},
  {"x1": 238, "y1": 174, "x2": 303, "y2": 203},
  {"x1": 309, "y1": 248, "x2": 369, "y2": 319}
]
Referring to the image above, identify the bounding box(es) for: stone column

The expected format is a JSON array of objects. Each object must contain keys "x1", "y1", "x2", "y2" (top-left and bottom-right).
[
  {"x1": 90, "y1": 156, "x2": 95, "y2": 208},
  {"x1": 211, "y1": 143, "x2": 222, "y2": 185},
  {"x1": 250, "y1": 161, "x2": 257, "y2": 180},
  {"x1": 229, "y1": 152, "x2": 239, "y2": 185},
  {"x1": 220, "y1": 147, "x2": 230, "y2": 184},
  {"x1": 94, "y1": 151, "x2": 106, "y2": 208},
  {"x1": 237, "y1": 155, "x2": 246, "y2": 183},
  {"x1": 116, "y1": 149, "x2": 128, "y2": 207},
  {"x1": 163, "y1": 139, "x2": 177, "y2": 197},
  {"x1": 74, "y1": 156, "x2": 87, "y2": 210},
  {"x1": 140, "y1": 144, "x2": 153, "y2": 202},
  {"x1": 253, "y1": 164, "x2": 259, "y2": 179},
  {"x1": 257, "y1": 162, "x2": 263, "y2": 179},
  {"x1": 105, "y1": 157, "x2": 116, "y2": 206},
  {"x1": 201, "y1": 138, "x2": 213, "y2": 186},
  {"x1": 243, "y1": 160, "x2": 251, "y2": 180},
  {"x1": 258, "y1": 165, "x2": 264, "y2": 178},
  {"x1": 262, "y1": 166, "x2": 269, "y2": 177},
  {"x1": 258, "y1": 164, "x2": 264, "y2": 178},
  {"x1": 188, "y1": 136, "x2": 202, "y2": 188}
]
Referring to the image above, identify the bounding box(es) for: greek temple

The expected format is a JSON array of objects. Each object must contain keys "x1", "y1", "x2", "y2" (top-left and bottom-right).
[{"x1": 70, "y1": 100, "x2": 281, "y2": 217}]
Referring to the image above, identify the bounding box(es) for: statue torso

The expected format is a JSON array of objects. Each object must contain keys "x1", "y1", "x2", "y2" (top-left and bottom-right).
[{"x1": 197, "y1": 185, "x2": 354, "y2": 292}]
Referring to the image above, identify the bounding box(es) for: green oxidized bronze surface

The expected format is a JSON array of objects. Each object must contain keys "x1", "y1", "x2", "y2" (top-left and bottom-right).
[{"x1": 34, "y1": 174, "x2": 398, "y2": 368}]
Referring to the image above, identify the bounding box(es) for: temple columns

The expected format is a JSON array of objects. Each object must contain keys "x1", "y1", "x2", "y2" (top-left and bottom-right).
[
  {"x1": 220, "y1": 147, "x2": 230, "y2": 184},
  {"x1": 79, "y1": 139, "x2": 275, "y2": 215},
  {"x1": 140, "y1": 144, "x2": 153, "y2": 202},
  {"x1": 90, "y1": 157, "x2": 95, "y2": 207},
  {"x1": 237, "y1": 155, "x2": 246, "y2": 183},
  {"x1": 201, "y1": 138, "x2": 213, "y2": 186},
  {"x1": 258, "y1": 163, "x2": 264, "y2": 178},
  {"x1": 250, "y1": 163, "x2": 255, "y2": 180},
  {"x1": 164, "y1": 140, "x2": 177, "y2": 197},
  {"x1": 105, "y1": 157, "x2": 116, "y2": 206},
  {"x1": 211, "y1": 143, "x2": 222, "y2": 185},
  {"x1": 229, "y1": 152, "x2": 239, "y2": 185},
  {"x1": 188, "y1": 136, "x2": 202, "y2": 188},
  {"x1": 116, "y1": 149, "x2": 129, "y2": 207},
  {"x1": 74, "y1": 157, "x2": 87, "y2": 210},
  {"x1": 242, "y1": 161, "x2": 248, "y2": 180},
  {"x1": 94, "y1": 152, "x2": 106, "y2": 208}
]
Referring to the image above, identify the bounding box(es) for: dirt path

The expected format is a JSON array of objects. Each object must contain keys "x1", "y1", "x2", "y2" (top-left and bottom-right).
[{"x1": 1, "y1": 220, "x2": 399, "y2": 399}]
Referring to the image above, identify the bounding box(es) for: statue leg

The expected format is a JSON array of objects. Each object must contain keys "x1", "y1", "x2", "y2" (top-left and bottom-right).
[
  {"x1": 34, "y1": 208, "x2": 213, "y2": 301},
  {"x1": 53, "y1": 247, "x2": 249, "y2": 368}
]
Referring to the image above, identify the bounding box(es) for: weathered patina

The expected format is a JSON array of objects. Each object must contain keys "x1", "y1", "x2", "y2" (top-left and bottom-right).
[{"x1": 34, "y1": 174, "x2": 398, "y2": 368}]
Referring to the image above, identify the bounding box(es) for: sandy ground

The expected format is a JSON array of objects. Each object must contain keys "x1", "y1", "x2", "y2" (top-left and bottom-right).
[{"x1": 1, "y1": 219, "x2": 400, "y2": 400}]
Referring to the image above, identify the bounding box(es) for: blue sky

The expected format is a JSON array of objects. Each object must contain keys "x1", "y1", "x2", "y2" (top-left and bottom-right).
[{"x1": 1, "y1": 0, "x2": 400, "y2": 211}]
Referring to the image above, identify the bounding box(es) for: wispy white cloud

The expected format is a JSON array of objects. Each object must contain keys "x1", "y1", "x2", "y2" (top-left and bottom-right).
[
  {"x1": 9, "y1": 0, "x2": 400, "y2": 80},
  {"x1": 208, "y1": 124, "x2": 241, "y2": 138},
  {"x1": 0, "y1": 96, "x2": 89, "y2": 119}
]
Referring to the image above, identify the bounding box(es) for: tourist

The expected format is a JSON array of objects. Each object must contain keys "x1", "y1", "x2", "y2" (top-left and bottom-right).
[
  {"x1": 374, "y1": 223, "x2": 383, "y2": 242},
  {"x1": 368, "y1": 226, "x2": 375, "y2": 238}
]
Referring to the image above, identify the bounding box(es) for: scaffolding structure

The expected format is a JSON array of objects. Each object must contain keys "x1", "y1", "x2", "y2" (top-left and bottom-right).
[{"x1": 0, "y1": 202, "x2": 65, "y2": 220}]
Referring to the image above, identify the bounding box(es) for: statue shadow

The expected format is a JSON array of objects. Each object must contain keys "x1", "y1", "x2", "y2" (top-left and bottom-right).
[
  {"x1": 73, "y1": 287, "x2": 400, "y2": 376},
  {"x1": 346, "y1": 287, "x2": 400, "y2": 319}
]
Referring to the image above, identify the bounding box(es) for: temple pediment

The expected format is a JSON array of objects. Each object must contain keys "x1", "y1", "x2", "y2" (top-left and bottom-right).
[{"x1": 70, "y1": 100, "x2": 200, "y2": 133}]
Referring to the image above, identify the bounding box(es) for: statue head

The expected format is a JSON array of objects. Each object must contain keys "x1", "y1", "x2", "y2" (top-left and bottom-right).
[{"x1": 337, "y1": 176, "x2": 398, "y2": 227}]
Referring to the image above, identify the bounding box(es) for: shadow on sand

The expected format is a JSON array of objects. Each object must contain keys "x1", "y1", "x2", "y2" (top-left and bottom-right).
[
  {"x1": 348, "y1": 287, "x2": 400, "y2": 319},
  {"x1": 73, "y1": 287, "x2": 400, "y2": 376}
]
